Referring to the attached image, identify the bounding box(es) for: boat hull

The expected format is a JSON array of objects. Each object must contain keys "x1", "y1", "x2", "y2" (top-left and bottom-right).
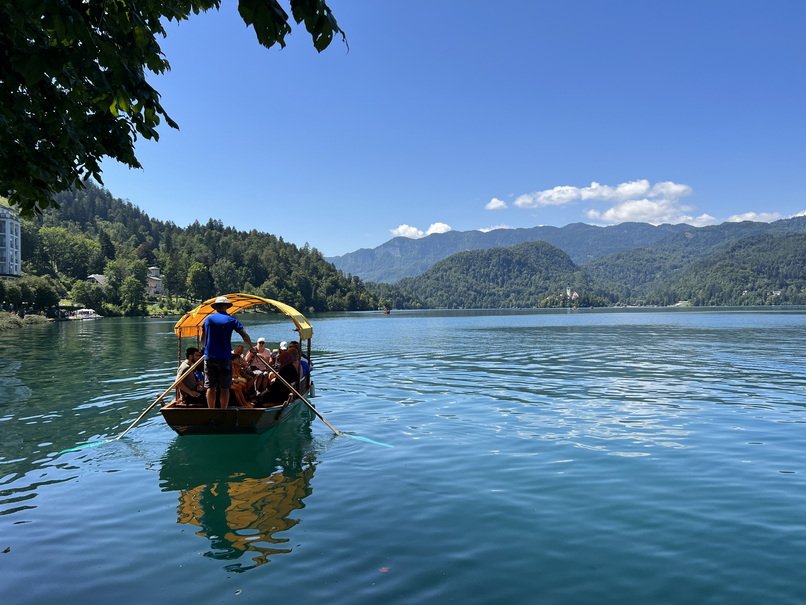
[{"x1": 160, "y1": 380, "x2": 311, "y2": 436}]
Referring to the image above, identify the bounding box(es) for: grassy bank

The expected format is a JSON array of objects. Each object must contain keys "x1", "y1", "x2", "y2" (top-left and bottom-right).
[{"x1": 0, "y1": 312, "x2": 51, "y2": 332}]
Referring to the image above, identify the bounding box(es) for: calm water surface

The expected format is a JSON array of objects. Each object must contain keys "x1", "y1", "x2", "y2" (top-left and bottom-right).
[{"x1": 1, "y1": 308, "x2": 805, "y2": 604}]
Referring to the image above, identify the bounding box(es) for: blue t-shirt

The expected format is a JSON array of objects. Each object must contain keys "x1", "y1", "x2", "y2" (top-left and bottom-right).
[{"x1": 202, "y1": 312, "x2": 244, "y2": 360}]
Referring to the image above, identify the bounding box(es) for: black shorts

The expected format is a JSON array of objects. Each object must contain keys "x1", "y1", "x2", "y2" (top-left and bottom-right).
[{"x1": 204, "y1": 358, "x2": 232, "y2": 389}]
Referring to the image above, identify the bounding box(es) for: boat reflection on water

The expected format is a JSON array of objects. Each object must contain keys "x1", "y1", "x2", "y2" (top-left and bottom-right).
[{"x1": 158, "y1": 420, "x2": 317, "y2": 572}]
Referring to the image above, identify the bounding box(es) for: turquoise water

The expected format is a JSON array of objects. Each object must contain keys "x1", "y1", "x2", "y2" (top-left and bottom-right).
[{"x1": 1, "y1": 308, "x2": 805, "y2": 603}]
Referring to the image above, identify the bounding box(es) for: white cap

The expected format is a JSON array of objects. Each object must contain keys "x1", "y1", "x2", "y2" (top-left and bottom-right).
[{"x1": 279, "y1": 341, "x2": 288, "y2": 350}]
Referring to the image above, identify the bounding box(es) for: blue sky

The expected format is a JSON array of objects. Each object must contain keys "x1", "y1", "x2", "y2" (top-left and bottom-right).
[{"x1": 98, "y1": 1, "x2": 806, "y2": 257}]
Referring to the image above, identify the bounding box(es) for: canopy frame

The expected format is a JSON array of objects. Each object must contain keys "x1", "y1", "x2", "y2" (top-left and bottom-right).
[{"x1": 173, "y1": 293, "x2": 313, "y2": 341}]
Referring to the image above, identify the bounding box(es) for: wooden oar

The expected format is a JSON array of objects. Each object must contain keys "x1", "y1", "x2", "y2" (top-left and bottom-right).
[
  {"x1": 255, "y1": 356, "x2": 393, "y2": 447},
  {"x1": 60, "y1": 356, "x2": 204, "y2": 453}
]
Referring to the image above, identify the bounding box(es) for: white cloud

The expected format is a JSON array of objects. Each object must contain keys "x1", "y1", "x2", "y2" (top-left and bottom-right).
[
  {"x1": 391, "y1": 222, "x2": 452, "y2": 239},
  {"x1": 426, "y1": 222, "x2": 452, "y2": 235},
  {"x1": 648, "y1": 181, "x2": 693, "y2": 199},
  {"x1": 726, "y1": 212, "x2": 783, "y2": 223},
  {"x1": 793, "y1": 209, "x2": 806, "y2": 217},
  {"x1": 585, "y1": 197, "x2": 717, "y2": 227},
  {"x1": 512, "y1": 179, "x2": 693, "y2": 209},
  {"x1": 479, "y1": 224, "x2": 514, "y2": 233},
  {"x1": 507, "y1": 178, "x2": 702, "y2": 226},
  {"x1": 579, "y1": 180, "x2": 651, "y2": 201},
  {"x1": 585, "y1": 199, "x2": 680, "y2": 223},
  {"x1": 391, "y1": 224, "x2": 425, "y2": 238},
  {"x1": 485, "y1": 197, "x2": 507, "y2": 210},
  {"x1": 514, "y1": 185, "x2": 579, "y2": 208},
  {"x1": 687, "y1": 214, "x2": 719, "y2": 227}
]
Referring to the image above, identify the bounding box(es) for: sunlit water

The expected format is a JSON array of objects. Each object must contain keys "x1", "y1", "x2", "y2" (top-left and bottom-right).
[{"x1": 1, "y1": 308, "x2": 805, "y2": 603}]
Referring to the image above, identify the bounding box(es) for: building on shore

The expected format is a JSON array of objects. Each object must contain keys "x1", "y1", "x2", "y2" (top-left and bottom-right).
[
  {"x1": 146, "y1": 266, "x2": 164, "y2": 295},
  {"x1": 0, "y1": 202, "x2": 22, "y2": 278}
]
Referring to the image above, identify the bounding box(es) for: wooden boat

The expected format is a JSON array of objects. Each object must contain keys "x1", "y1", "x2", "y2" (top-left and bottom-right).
[
  {"x1": 70, "y1": 307, "x2": 103, "y2": 319},
  {"x1": 160, "y1": 293, "x2": 315, "y2": 436}
]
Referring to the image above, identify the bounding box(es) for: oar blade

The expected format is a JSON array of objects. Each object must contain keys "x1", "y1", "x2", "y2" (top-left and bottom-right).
[
  {"x1": 343, "y1": 433, "x2": 394, "y2": 448},
  {"x1": 59, "y1": 439, "x2": 112, "y2": 454}
]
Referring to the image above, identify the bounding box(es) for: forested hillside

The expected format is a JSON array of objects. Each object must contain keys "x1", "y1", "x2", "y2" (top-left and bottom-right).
[
  {"x1": 390, "y1": 230, "x2": 806, "y2": 309},
  {"x1": 327, "y1": 222, "x2": 691, "y2": 283},
  {"x1": 581, "y1": 216, "x2": 806, "y2": 303},
  {"x1": 330, "y1": 215, "x2": 806, "y2": 286},
  {"x1": 652, "y1": 216, "x2": 806, "y2": 257},
  {"x1": 9, "y1": 183, "x2": 806, "y2": 314},
  {"x1": 668, "y1": 233, "x2": 806, "y2": 306},
  {"x1": 582, "y1": 248, "x2": 690, "y2": 301},
  {"x1": 396, "y1": 241, "x2": 609, "y2": 309},
  {"x1": 17, "y1": 183, "x2": 415, "y2": 315}
]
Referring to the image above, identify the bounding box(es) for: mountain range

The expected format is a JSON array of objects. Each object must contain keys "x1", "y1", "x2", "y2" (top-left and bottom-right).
[
  {"x1": 395, "y1": 229, "x2": 806, "y2": 308},
  {"x1": 24, "y1": 183, "x2": 806, "y2": 311},
  {"x1": 328, "y1": 217, "x2": 806, "y2": 285}
]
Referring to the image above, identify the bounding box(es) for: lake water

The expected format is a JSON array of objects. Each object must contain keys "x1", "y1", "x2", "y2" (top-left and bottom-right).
[{"x1": 1, "y1": 308, "x2": 805, "y2": 604}]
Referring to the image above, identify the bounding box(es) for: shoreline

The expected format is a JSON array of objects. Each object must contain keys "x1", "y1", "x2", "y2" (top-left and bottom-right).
[{"x1": 0, "y1": 312, "x2": 51, "y2": 332}]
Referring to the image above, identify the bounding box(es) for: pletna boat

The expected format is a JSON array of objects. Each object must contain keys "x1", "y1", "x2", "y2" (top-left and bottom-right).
[{"x1": 160, "y1": 294, "x2": 315, "y2": 436}]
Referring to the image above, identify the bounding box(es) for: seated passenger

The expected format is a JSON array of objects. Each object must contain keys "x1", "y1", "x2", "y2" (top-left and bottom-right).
[
  {"x1": 245, "y1": 337, "x2": 274, "y2": 390},
  {"x1": 255, "y1": 349, "x2": 298, "y2": 406},
  {"x1": 245, "y1": 337, "x2": 273, "y2": 367},
  {"x1": 229, "y1": 351, "x2": 257, "y2": 408},
  {"x1": 177, "y1": 347, "x2": 206, "y2": 406},
  {"x1": 288, "y1": 341, "x2": 310, "y2": 377}
]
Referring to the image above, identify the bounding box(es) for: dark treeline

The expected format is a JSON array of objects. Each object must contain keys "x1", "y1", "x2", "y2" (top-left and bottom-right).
[{"x1": 16, "y1": 183, "x2": 417, "y2": 315}]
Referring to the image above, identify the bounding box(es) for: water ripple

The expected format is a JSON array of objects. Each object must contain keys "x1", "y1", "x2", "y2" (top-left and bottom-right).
[{"x1": 1, "y1": 309, "x2": 805, "y2": 603}]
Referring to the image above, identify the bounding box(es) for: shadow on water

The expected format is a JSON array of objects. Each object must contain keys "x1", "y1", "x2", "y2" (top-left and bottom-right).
[{"x1": 158, "y1": 416, "x2": 318, "y2": 573}]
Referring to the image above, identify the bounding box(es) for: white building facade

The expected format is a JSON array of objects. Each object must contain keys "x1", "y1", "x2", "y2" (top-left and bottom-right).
[
  {"x1": 146, "y1": 266, "x2": 163, "y2": 295},
  {"x1": 0, "y1": 204, "x2": 22, "y2": 278}
]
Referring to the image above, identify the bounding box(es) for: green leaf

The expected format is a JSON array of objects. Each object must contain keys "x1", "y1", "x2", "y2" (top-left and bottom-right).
[{"x1": 0, "y1": 0, "x2": 344, "y2": 216}]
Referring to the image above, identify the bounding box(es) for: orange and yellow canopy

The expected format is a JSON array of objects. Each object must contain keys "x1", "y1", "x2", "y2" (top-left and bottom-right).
[{"x1": 173, "y1": 293, "x2": 313, "y2": 341}]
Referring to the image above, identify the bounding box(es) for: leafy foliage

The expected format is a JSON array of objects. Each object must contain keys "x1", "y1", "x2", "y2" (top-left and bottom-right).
[
  {"x1": 1, "y1": 274, "x2": 61, "y2": 313},
  {"x1": 0, "y1": 0, "x2": 344, "y2": 216}
]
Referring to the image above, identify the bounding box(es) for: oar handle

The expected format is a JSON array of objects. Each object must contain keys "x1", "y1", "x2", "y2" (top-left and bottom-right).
[
  {"x1": 255, "y1": 355, "x2": 341, "y2": 435},
  {"x1": 114, "y1": 356, "x2": 204, "y2": 441}
]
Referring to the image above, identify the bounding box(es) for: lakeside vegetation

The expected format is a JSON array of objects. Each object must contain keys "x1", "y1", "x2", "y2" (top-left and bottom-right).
[
  {"x1": 14, "y1": 183, "x2": 416, "y2": 316},
  {"x1": 6, "y1": 183, "x2": 806, "y2": 314},
  {"x1": 0, "y1": 310, "x2": 50, "y2": 332}
]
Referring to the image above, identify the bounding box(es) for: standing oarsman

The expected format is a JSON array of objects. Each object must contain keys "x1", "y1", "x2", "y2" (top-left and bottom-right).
[{"x1": 201, "y1": 296, "x2": 256, "y2": 409}]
